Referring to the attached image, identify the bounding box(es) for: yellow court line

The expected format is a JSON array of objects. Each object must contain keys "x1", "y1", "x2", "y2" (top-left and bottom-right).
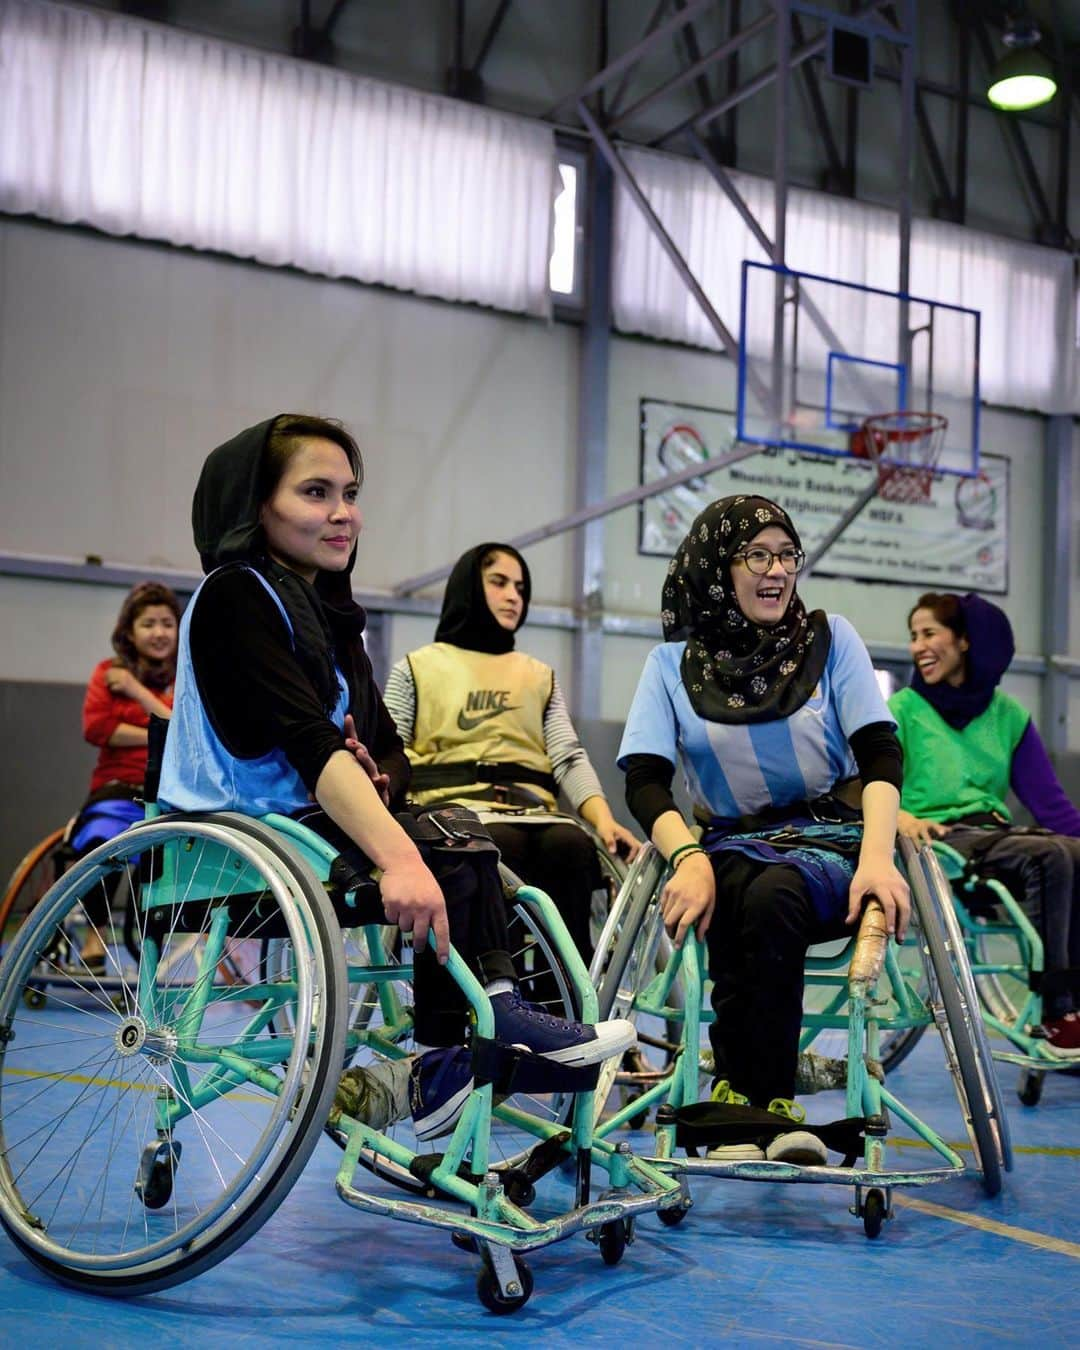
[
  {"x1": 890, "y1": 1134, "x2": 1080, "y2": 1160},
  {"x1": 894, "y1": 1194, "x2": 1080, "y2": 1261},
  {"x1": 2, "y1": 1064, "x2": 270, "y2": 1103}
]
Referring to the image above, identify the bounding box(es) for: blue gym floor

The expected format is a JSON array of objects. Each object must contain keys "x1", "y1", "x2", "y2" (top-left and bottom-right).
[{"x1": 3, "y1": 1027, "x2": 1077, "y2": 1348}]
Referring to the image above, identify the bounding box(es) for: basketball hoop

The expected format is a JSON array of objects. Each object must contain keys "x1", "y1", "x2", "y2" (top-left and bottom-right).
[{"x1": 851, "y1": 411, "x2": 948, "y2": 505}]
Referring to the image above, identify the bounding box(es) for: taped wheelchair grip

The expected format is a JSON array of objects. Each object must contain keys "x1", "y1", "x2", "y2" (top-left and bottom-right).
[{"x1": 849, "y1": 898, "x2": 888, "y2": 991}]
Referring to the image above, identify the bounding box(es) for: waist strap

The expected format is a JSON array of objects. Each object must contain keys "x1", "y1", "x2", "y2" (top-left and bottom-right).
[
  {"x1": 694, "y1": 793, "x2": 862, "y2": 834},
  {"x1": 409, "y1": 761, "x2": 558, "y2": 794}
]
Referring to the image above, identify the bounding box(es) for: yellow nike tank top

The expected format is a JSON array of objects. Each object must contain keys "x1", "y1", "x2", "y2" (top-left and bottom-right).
[{"x1": 407, "y1": 643, "x2": 555, "y2": 808}]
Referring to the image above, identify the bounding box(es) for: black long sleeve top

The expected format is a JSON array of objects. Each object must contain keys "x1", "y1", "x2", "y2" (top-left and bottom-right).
[{"x1": 189, "y1": 568, "x2": 410, "y2": 806}]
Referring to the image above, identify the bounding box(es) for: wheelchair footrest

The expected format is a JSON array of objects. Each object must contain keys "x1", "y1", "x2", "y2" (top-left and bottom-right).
[{"x1": 672, "y1": 1102, "x2": 867, "y2": 1164}]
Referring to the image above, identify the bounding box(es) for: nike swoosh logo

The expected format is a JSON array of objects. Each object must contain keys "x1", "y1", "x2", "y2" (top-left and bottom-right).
[{"x1": 457, "y1": 705, "x2": 520, "y2": 732}]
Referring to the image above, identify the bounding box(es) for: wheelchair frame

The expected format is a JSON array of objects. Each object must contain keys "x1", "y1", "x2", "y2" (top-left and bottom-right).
[
  {"x1": 931, "y1": 839, "x2": 1079, "y2": 1108},
  {"x1": 0, "y1": 810, "x2": 679, "y2": 1313},
  {"x1": 583, "y1": 837, "x2": 1010, "y2": 1237}
]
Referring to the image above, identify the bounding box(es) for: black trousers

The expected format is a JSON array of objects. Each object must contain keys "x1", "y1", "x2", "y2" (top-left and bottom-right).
[
  {"x1": 945, "y1": 827, "x2": 1080, "y2": 1019},
  {"x1": 484, "y1": 820, "x2": 602, "y2": 964},
  {"x1": 297, "y1": 809, "x2": 515, "y2": 1047},
  {"x1": 704, "y1": 851, "x2": 851, "y2": 1108}
]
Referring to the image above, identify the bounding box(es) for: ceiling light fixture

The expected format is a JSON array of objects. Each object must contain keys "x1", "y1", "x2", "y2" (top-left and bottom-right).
[{"x1": 987, "y1": 12, "x2": 1057, "y2": 111}]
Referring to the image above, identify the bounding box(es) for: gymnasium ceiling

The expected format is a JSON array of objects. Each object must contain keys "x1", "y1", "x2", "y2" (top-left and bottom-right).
[{"x1": 84, "y1": 2, "x2": 1080, "y2": 249}]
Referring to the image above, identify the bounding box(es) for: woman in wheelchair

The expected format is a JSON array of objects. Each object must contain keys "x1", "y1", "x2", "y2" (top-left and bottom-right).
[
  {"x1": 892, "y1": 591, "x2": 1080, "y2": 1053},
  {"x1": 75, "y1": 580, "x2": 180, "y2": 970},
  {"x1": 618, "y1": 494, "x2": 909, "y2": 1164},
  {"x1": 157, "y1": 414, "x2": 634, "y2": 1139},
  {"x1": 383, "y1": 541, "x2": 639, "y2": 964}
]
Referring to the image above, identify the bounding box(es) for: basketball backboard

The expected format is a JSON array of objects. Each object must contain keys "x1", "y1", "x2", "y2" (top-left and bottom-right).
[{"x1": 736, "y1": 261, "x2": 980, "y2": 479}]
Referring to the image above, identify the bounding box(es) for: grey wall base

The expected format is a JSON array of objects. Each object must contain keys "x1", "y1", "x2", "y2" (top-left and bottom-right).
[
  {"x1": 1, "y1": 681, "x2": 97, "y2": 884},
  {"x1": 4, "y1": 681, "x2": 1074, "y2": 890}
]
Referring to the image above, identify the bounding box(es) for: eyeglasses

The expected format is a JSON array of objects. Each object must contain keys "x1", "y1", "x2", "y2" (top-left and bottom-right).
[{"x1": 734, "y1": 546, "x2": 805, "y2": 575}]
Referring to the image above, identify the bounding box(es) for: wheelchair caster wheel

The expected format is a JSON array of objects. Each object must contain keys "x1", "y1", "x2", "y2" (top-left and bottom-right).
[
  {"x1": 658, "y1": 1203, "x2": 689, "y2": 1228},
  {"x1": 862, "y1": 1188, "x2": 887, "y2": 1239},
  {"x1": 1017, "y1": 1071, "x2": 1043, "y2": 1108},
  {"x1": 134, "y1": 1140, "x2": 182, "y2": 1211},
  {"x1": 452, "y1": 1231, "x2": 479, "y2": 1253},
  {"x1": 598, "y1": 1218, "x2": 628, "y2": 1266},
  {"x1": 476, "y1": 1255, "x2": 533, "y2": 1314},
  {"x1": 503, "y1": 1173, "x2": 535, "y2": 1207},
  {"x1": 22, "y1": 988, "x2": 46, "y2": 1010}
]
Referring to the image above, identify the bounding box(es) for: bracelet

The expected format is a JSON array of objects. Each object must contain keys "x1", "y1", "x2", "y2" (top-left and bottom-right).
[{"x1": 668, "y1": 842, "x2": 706, "y2": 870}]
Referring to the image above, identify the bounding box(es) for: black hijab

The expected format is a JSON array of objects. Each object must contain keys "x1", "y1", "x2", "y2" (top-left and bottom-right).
[
  {"x1": 193, "y1": 416, "x2": 372, "y2": 727},
  {"x1": 662, "y1": 494, "x2": 831, "y2": 724},
  {"x1": 911, "y1": 593, "x2": 1014, "y2": 730},
  {"x1": 434, "y1": 542, "x2": 531, "y2": 654}
]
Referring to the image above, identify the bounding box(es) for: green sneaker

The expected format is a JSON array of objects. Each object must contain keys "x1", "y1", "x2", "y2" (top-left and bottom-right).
[
  {"x1": 709, "y1": 1078, "x2": 750, "y2": 1107},
  {"x1": 763, "y1": 1096, "x2": 827, "y2": 1166},
  {"x1": 706, "y1": 1079, "x2": 763, "y2": 1160}
]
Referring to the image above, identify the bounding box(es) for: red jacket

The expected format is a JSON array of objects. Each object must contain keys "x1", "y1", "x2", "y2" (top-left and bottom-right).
[{"x1": 82, "y1": 659, "x2": 174, "y2": 792}]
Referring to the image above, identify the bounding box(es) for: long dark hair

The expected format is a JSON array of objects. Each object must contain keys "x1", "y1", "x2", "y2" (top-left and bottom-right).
[{"x1": 111, "y1": 582, "x2": 181, "y2": 690}]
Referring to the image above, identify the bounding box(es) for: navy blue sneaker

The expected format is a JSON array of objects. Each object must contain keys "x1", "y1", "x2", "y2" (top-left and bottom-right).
[
  {"x1": 489, "y1": 990, "x2": 636, "y2": 1067},
  {"x1": 409, "y1": 1047, "x2": 475, "y2": 1142}
]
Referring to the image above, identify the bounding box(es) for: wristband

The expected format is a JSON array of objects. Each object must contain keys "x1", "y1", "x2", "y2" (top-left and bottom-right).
[{"x1": 668, "y1": 842, "x2": 706, "y2": 870}]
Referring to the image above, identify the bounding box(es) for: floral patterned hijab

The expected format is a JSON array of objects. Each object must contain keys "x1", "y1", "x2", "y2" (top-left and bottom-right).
[{"x1": 662, "y1": 494, "x2": 831, "y2": 724}]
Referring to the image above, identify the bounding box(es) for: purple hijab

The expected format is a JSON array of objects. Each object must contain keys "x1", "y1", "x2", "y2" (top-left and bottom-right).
[{"x1": 912, "y1": 593, "x2": 1014, "y2": 729}]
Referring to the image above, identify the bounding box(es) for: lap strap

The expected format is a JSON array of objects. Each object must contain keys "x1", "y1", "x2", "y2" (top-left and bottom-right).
[{"x1": 409, "y1": 762, "x2": 558, "y2": 795}]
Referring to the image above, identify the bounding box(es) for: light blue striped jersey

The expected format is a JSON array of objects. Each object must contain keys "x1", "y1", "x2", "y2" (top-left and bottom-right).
[
  {"x1": 158, "y1": 567, "x2": 349, "y2": 816},
  {"x1": 617, "y1": 615, "x2": 890, "y2": 822}
]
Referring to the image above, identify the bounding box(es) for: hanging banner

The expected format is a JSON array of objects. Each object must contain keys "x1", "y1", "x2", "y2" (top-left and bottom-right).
[{"x1": 638, "y1": 398, "x2": 1009, "y2": 594}]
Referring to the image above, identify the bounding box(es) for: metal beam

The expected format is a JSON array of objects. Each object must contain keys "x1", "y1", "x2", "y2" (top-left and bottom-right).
[
  {"x1": 897, "y1": 0, "x2": 914, "y2": 302},
  {"x1": 607, "y1": 12, "x2": 777, "y2": 130},
  {"x1": 1050, "y1": 0, "x2": 1073, "y2": 247},
  {"x1": 610, "y1": 10, "x2": 773, "y2": 131},
  {"x1": 607, "y1": 0, "x2": 673, "y2": 121},
  {"x1": 789, "y1": 12, "x2": 847, "y2": 190},
  {"x1": 970, "y1": 14, "x2": 1056, "y2": 237},
  {"x1": 576, "y1": 99, "x2": 759, "y2": 390},
  {"x1": 1042, "y1": 415, "x2": 1073, "y2": 755},
  {"x1": 674, "y1": 0, "x2": 719, "y2": 114},
  {"x1": 656, "y1": 0, "x2": 896, "y2": 148},
  {"x1": 720, "y1": 0, "x2": 742, "y2": 163},
  {"x1": 571, "y1": 148, "x2": 614, "y2": 719},
  {"x1": 954, "y1": 3, "x2": 970, "y2": 223},
  {"x1": 0, "y1": 549, "x2": 1059, "y2": 680},
  {"x1": 546, "y1": 0, "x2": 716, "y2": 119},
  {"x1": 393, "y1": 442, "x2": 763, "y2": 596},
  {"x1": 773, "y1": 0, "x2": 791, "y2": 430},
  {"x1": 801, "y1": 477, "x2": 880, "y2": 576},
  {"x1": 687, "y1": 131, "x2": 880, "y2": 413},
  {"x1": 472, "y1": 0, "x2": 512, "y2": 75}
]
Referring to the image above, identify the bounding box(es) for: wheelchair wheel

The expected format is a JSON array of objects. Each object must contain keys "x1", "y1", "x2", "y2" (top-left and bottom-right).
[
  {"x1": 0, "y1": 826, "x2": 69, "y2": 952},
  {"x1": 581, "y1": 846, "x2": 673, "y2": 1124},
  {"x1": 0, "y1": 815, "x2": 347, "y2": 1295},
  {"x1": 921, "y1": 847, "x2": 1013, "y2": 1172},
  {"x1": 878, "y1": 915, "x2": 930, "y2": 1075},
  {"x1": 902, "y1": 841, "x2": 1009, "y2": 1196}
]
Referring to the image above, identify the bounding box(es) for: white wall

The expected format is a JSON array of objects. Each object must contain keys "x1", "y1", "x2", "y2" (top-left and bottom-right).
[
  {"x1": 1, "y1": 214, "x2": 1075, "y2": 749},
  {"x1": 0, "y1": 215, "x2": 581, "y2": 685}
]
